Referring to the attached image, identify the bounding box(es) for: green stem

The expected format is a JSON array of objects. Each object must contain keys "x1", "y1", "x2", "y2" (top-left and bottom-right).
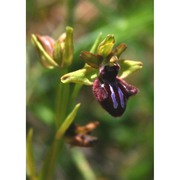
[
  {"x1": 39, "y1": 103, "x2": 81, "y2": 180},
  {"x1": 70, "y1": 83, "x2": 82, "y2": 105},
  {"x1": 55, "y1": 69, "x2": 70, "y2": 128},
  {"x1": 38, "y1": 139, "x2": 63, "y2": 180},
  {"x1": 39, "y1": 69, "x2": 70, "y2": 179}
]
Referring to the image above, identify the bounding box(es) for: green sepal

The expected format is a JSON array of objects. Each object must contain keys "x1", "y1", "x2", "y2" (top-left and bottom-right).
[
  {"x1": 62, "y1": 26, "x2": 74, "y2": 67},
  {"x1": 31, "y1": 34, "x2": 59, "y2": 69},
  {"x1": 97, "y1": 34, "x2": 115, "y2": 57},
  {"x1": 80, "y1": 51, "x2": 103, "y2": 69},
  {"x1": 53, "y1": 40, "x2": 62, "y2": 66},
  {"x1": 113, "y1": 43, "x2": 127, "y2": 57},
  {"x1": 119, "y1": 59, "x2": 143, "y2": 79},
  {"x1": 61, "y1": 65, "x2": 98, "y2": 86},
  {"x1": 56, "y1": 103, "x2": 81, "y2": 140}
]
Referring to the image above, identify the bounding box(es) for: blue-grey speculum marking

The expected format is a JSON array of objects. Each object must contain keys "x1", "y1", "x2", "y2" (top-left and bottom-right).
[
  {"x1": 109, "y1": 84, "x2": 118, "y2": 109},
  {"x1": 117, "y1": 86, "x2": 125, "y2": 108}
]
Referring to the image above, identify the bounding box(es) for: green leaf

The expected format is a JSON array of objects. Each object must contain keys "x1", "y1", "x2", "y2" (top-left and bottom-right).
[
  {"x1": 61, "y1": 66, "x2": 98, "y2": 86},
  {"x1": 31, "y1": 34, "x2": 59, "y2": 69},
  {"x1": 119, "y1": 60, "x2": 143, "y2": 79},
  {"x1": 26, "y1": 129, "x2": 37, "y2": 180},
  {"x1": 80, "y1": 51, "x2": 103, "y2": 68},
  {"x1": 97, "y1": 34, "x2": 115, "y2": 57},
  {"x1": 56, "y1": 103, "x2": 81, "y2": 140}
]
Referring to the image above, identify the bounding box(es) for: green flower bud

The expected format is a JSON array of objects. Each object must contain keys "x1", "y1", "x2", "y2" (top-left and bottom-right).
[
  {"x1": 31, "y1": 34, "x2": 59, "y2": 69},
  {"x1": 35, "y1": 34, "x2": 55, "y2": 56},
  {"x1": 31, "y1": 26, "x2": 74, "y2": 69}
]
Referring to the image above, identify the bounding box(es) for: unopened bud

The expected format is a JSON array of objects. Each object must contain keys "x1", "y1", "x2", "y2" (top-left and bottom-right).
[{"x1": 31, "y1": 34, "x2": 58, "y2": 69}]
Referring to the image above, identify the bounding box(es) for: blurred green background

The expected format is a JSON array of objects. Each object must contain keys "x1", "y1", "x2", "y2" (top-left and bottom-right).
[{"x1": 26, "y1": 0, "x2": 153, "y2": 179}]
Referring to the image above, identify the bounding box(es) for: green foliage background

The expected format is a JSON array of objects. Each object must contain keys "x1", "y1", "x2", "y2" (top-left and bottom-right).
[{"x1": 26, "y1": 0, "x2": 153, "y2": 179}]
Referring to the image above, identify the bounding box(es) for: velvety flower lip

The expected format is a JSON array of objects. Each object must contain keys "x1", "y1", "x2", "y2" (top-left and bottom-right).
[
  {"x1": 99, "y1": 63, "x2": 120, "y2": 82},
  {"x1": 93, "y1": 63, "x2": 138, "y2": 117}
]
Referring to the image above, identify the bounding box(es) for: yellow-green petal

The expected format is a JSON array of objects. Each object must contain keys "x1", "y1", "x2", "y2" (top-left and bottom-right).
[{"x1": 113, "y1": 43, "x2": 127, "y2": 57}]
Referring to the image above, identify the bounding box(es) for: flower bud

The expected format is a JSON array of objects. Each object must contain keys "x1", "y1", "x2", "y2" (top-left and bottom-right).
[
  {"x1": 31, "y1": 34, "x2": 59, "y2": 69},
  {"x1": 52, "y1": 27, "x2": 74, "y2": 68},
  {"x1": 36, "y1": 34, "x2": 55, "y2": 56},
  {"x1": 31, "y1": 26, "x2": 74, "y2": 69}
]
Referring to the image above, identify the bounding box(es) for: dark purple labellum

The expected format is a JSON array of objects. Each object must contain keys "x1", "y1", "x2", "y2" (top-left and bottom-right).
[{"x1": 93, "y1": 63, "x2": 138, "y2": 117}]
